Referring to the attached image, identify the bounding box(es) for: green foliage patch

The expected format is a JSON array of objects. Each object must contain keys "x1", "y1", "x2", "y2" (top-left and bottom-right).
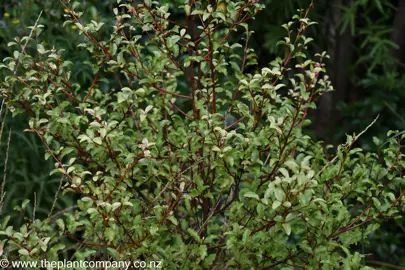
[{"x1": 0, "y1": 0, "x2": 404, "y2": 268}]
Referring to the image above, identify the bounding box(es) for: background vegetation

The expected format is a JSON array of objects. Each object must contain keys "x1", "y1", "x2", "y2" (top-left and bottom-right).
[{"x1": 1, "y1": 0, "x2": 405, "y2": 268}]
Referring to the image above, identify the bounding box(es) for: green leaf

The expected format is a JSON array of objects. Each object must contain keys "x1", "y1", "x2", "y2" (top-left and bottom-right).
[
  {"x1": 111, "y1": 202, "x2": 121, "y2": 211},
  {"x1": 56, "y1": 219, "x2": 65, "y2": 233},
  {"x1": 21, "y1": 199, "x2": 30, "y2": 210},
  {"x1": 282, "y1": 223, "x2": 291, "y2": 236},
  {"x1": 18, "y1": 249, "x2": 30, "y2": 256},
  {"x1": 242, "y1": 229, "x2": 250, "y2": 245},
  {"x1": 184, "y1": 4, "x2": 191, "y2": 16},
  {"x1": 244, "y1": 192, "x2": 259, "y2": 200},
  {"x1": 37, "y1": 44, "x2": 45, "y2": 54},
  {"x1": 272, "y1": 200, "x2": 282, "y2": 210},
  {"x1": 187, "y1": 228, "x2": 201, "y2": 242},
  {"x1": 150, "y1": 224, "x2": 159, "y2": 235},
  {"x1": 93, "y1": 137, "x2": 103, "y2": 145},
  {"x1": 199, "y1": 245, "x2": 207, "y2": 259}
]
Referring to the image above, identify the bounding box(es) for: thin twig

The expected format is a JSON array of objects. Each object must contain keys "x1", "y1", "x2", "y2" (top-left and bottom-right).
[
  {"x1": 47, "y1": 176, "x2": 65, "y2": 223},
  {"x1": 33, "y1": 192, "x2": 37, "y2": 222},
  {"x1": 367, "y1": 260, "x2": 405, "y2": 270},
  {"x1": 0, "y1": 99, "x2": 4, "y2": 120},
  {"x1": 49, "y1": 205, "x2": 78, "y2": 222},
  {"x1": 0, "y1": 102, "x2": 7, "y2": 148},
  {"x1": 197, "y1": 193, "x2": 222, "y2": 235},
  {"x1": 318, "y1": 115, "x2": 379, "y2": 175},
  {"x1": 16, "y1": 11, "x2": 43, "y2": 72},
  {"x1": 148, "y1": 157, "x2": 205, "y2": 209},
  {"x1": 355, "y1": 114, "x2": 379, "y2": 139},
  {"x1": 0, "y1": 128, "x2": 12, "y2": 214}
]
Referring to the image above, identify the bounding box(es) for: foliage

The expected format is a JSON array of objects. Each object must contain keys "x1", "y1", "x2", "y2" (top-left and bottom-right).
[
  {"x1": 0, "y1": 0, "x2": 120, "y2": 223},
  {"x1": 333, "y1": 2, "x2": 405, "y2": 263},
  {"x1": 334, "y1": 0, "x2": 405, "y2": 152},
  {"x1": 0, "y1": 0, "x2": 405, "y2": 268}
]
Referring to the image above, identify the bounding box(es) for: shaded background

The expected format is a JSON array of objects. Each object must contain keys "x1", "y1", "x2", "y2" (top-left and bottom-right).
[{"x1": 1, "y1": 0, "x2": 405, "y2": 268}]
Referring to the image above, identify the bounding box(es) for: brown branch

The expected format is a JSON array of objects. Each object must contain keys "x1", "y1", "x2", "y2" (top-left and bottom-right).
[{"x1": 83, "y1": 70, "x2": 100, "y2": 103}]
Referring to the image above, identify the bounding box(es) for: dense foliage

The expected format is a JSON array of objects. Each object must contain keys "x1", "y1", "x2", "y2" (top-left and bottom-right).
[{"x1": 1, "y1": 0, "x2": 405, "y2": 268}]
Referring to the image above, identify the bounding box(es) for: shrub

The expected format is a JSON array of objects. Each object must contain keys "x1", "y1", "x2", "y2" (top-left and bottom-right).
[
  {"x1": 0, "y1": 0, "x2": 81, "y2": 224},
  {"x1": 0, "y1": 0, "x2": 404, "y2": 268}
]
